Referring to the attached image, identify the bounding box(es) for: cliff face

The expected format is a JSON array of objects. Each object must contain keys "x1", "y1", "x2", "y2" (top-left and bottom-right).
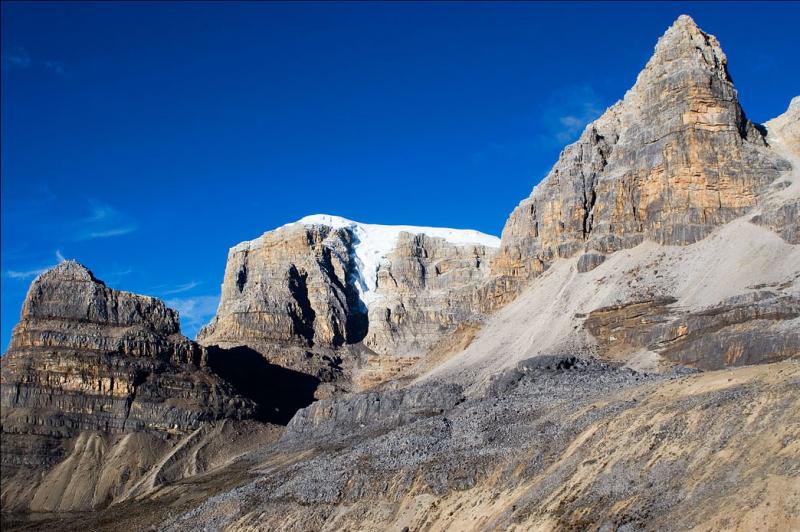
[
  {"x1": 492, "y1": 15, "x2": 789, "y2": 281},
  {"x1": 198, "y1": 216, "x2": 499, "y2": 387},
  {"x1": 0, "y1": 262, "x2": 257, "y2": 512},
  {"x1": 364, "y1": 232, "x2": 496, "y2": 358},
  {"x1": 197, "y1": 222, "x2": 366, "y2": 383}
]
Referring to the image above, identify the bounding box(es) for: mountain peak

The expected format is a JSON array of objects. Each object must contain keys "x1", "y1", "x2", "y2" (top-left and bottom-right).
[
  {"x1": 646, "y1": 14, "x2": 729, "y2": 79},
  {"x1": 38, "y1": 260, "x2": 102, "y2": 284},
  {"x1": 671, "y1": 14, "x2": 700, "y2": 32}
]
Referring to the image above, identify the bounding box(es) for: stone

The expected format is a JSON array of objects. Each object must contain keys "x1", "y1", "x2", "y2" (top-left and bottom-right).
[
  {"x1": 584, "y1": 291, "x2": 800, "y2": 369},
  {"x1": 751, "y1": 96, "x2": 800, "y2": 244},
  {"x1": 0, "y1": 262, "x2": 257, "y2": 512},
  {"x1": 198, "y1": 217, "x2": 498, "y2": 386},
  {"x1": 576, "y1": 252, "x2": 606, "y2": 273},
  {"x1": 492, "y1": 15, "x2": 790, "y2": 283},
  {"x1": 197, "y1": 222, "x2": 367, "y2": 383}
]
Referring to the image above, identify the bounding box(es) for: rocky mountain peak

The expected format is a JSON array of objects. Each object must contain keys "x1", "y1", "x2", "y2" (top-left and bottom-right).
[
  {"x1": 18, "y1": 261, "x2": 180, "y2": 338},
  {"x1": 492, "y1": 16, "x2": 788, "y2": 282},
  {"x1": 36, "y1": 260, "x2": 101, "y2": 283},
  {"x1": 646, "y1": 15, "x2": 729, "y2": 79}
]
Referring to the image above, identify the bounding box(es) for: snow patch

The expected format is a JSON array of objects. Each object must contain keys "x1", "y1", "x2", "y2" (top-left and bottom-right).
[
  {"x1": 229, "y1": 214, "x2": 499, "y2": 307},
  {"x1": 298, "y1": 214, "x2": 499, "y2": 306}
]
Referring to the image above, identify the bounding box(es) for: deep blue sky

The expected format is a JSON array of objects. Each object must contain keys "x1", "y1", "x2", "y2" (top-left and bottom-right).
[{"x1": 2, "y1": 2, "x2": 798, "y2": 347}]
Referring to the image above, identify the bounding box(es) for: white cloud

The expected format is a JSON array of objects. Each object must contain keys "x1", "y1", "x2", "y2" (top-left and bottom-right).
[
  {"x1": 7, "y1": 267, "x2": 50, "y2": 280},
  {"x1": 2, "y1": 47, "x2": 31, "y2": 70},
  {"x1": 161, "y1": 281, "x2": 201, "y2": 295},
  {"x1": 538, "y1": 85, "x2": 606, "y2": 146},
  {"x1": 72, "y1": 200, "x2": 138, "y2": 241},
  {"x1": 44, "y1": 60, "x2": 67, "y2": 77},
  {"x1": 164, "y1": 295, "x2": 220, "y2": 339},
  {"x1": 81, "y1": 227, "x2": 138, "y2": 239},
  {"x1": 6, "y1": 251, "x2": 66, "y2": 280}
]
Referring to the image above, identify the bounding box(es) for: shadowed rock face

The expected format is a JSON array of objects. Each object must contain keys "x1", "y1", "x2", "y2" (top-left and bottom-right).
[
  {"x1": 200, "y1": 223, "x2": 367, "y2": 349},
  {"x1": 197, "y1": 223, "x2": 368, "y2": 383},
  {"x1": 1, "y1": 262, "x2": 256, "y2": 435},
  {"x1": 492, "y1": 15, "x2": 789, "y2": 282}
]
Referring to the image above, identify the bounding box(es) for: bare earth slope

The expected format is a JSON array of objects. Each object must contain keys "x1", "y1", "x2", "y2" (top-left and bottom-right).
[{"x1": 36, "y1": 359, "x2": 798, "y2": 532}]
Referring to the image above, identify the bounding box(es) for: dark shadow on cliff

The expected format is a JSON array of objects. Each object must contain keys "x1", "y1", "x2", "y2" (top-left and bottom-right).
[{"x1": 206, "y1": 346, "x2": 320, "y2": 425}]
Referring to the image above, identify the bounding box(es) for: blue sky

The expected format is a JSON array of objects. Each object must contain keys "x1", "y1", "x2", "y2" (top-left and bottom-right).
[{"x1": 2, "y1": 2, "x2": 798, "y2": 348}]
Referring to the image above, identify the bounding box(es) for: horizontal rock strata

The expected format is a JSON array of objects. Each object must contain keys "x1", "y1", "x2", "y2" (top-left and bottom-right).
[{"x1": 0, "y1": 262, "x2": 257, "y2": 513}]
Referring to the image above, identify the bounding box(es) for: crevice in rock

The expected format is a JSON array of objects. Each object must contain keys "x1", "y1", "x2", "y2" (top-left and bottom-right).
[
  {"x1": 235, "y1": 264, "x2": 247, "y2": 292},
  {"x1": 287, "y1": 265, "x2": 315, "y2": 343}
]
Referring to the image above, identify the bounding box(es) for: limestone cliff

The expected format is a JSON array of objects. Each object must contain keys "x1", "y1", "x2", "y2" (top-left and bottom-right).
[
  {"x1": 198, "y1": 215, "x2": 499, "y2": 387},
  {"x1": 0, "y1": 262, "x2": 256, "y2": 512},
  {"x1": 492, "y1": 15, "x2": 790, "y2": 281}
]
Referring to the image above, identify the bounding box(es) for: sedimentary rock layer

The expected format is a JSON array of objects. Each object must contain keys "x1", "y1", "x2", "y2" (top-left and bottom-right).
[
  {"x1": 0, "y1": 262, "x2": 256, "y2": 512},
  {"x1": 198, "y1": 217, "x2": 499, "y2": 382},
  {"x1": 492, "y1": 15, "x2": 789, "y2": 282}
]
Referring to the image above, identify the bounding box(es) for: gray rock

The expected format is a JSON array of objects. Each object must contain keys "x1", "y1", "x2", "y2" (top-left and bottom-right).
[{"x1": 492, "y1": 15, "x2": 789, "y2": 283}]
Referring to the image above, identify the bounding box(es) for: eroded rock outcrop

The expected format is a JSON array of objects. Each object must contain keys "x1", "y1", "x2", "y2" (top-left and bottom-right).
[
  {"x1": 197, "y1": 222, "x2": 367, "y2": 383},
  {"x1": 0, "y1": 262, "x2": 256, "y2": 512},
  {"x1": 493, "y1": 15, "x2": 790, "y2": 282},
  {"x1": 751, "y1": 96, "x2": 800, "y2": 244},
  {"x1": 198, "y1": 215, "x2": 499, "y2": 386},
  {"x1": 584, "y1": 291, "x2": 800, "y2": 369}
]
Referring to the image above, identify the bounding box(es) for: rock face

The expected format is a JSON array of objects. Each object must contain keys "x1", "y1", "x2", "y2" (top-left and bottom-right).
[
  {"x1": 751, "y1": 96, "x2": 800, "y2": 244},
  {"x1": 198, "y1": 215, "x2": 499, "y2": 386},
  {"x1": 0, "y1": 262, "x2": 256, "y2": 512},
  {"x1": 493, "y1": 15, "x2": 789, "y2": 282},
  {"x1": 584, "y1": 291, "x2": 800, "y2": 369},
  {"x1": 365, "y1": 232, "x2": 496, "y2": 357},
  {"x1": 197, "y1": 221, "x2": 367, "y2": 382},
  {"x1": 283, "y1": 382, "x2": 464, "y2": 445}
]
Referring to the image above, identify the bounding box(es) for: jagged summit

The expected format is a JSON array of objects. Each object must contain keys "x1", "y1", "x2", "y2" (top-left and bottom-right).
[
  {"x1": 19, "y1": 258, "x2": 179, "y2": 336},
  {"x1": 492, "y1": 15, "x2": 788, "y2": 280},
  {"x1": 200, "y1": 211, "x2": 499, "y2": 371},
  {"x1": 651, "y1": 15, "x2": 728, "y2": 72},
  {"x1": 35, "y1": 259, "x2": 102, "y2": 284}
]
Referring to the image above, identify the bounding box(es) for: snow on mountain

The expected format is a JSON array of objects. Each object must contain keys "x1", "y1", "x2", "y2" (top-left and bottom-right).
[{"x1": 296, "y1": 214, "x2": 499, "y2": 305}]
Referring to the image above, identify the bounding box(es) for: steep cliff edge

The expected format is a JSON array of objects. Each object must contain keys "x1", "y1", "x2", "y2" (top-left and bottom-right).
[
  {"x1": 493, "y1": 15, "x2": 789, "y2": 284},
  {"x1": 197, "y1": 215, "x2": 499, "y2": 390}
]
